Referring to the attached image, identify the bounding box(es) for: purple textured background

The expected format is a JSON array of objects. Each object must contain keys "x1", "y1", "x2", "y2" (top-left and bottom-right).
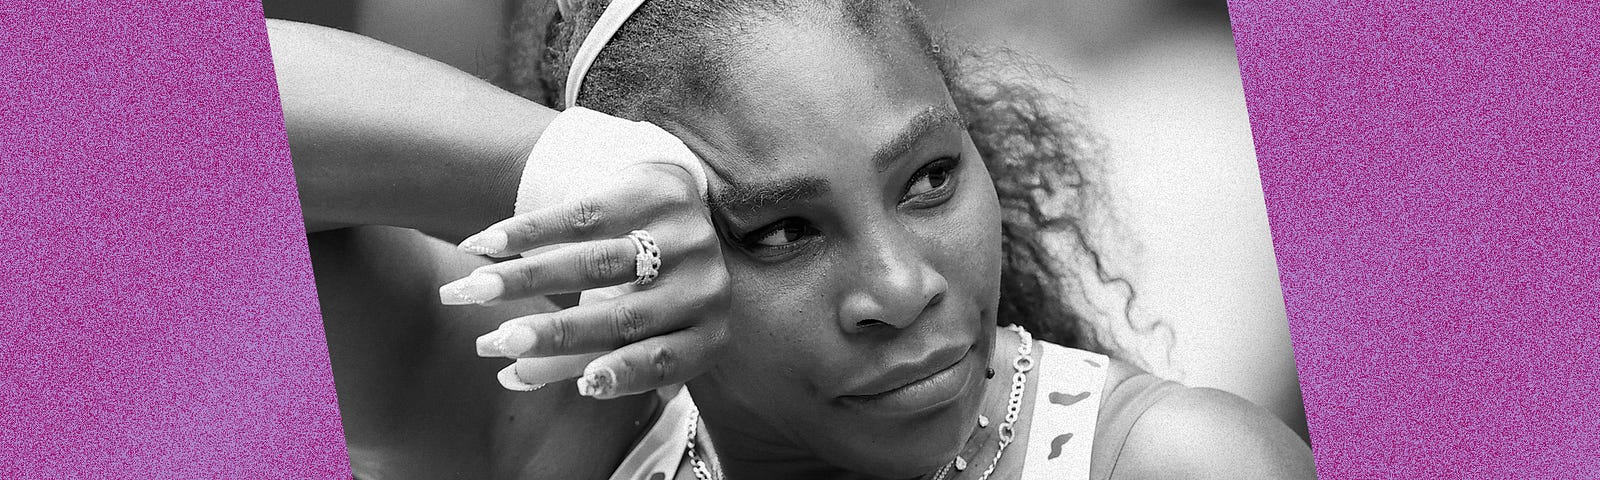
[
  {"x1": 1230, "y1": 1, "x2": 1600, "y2": 478},
  {"x1": 0, "y1": 1, "x2": 349, "y2": 478},
  {"x1": 3, "y1": 0, "x2": 1598, "y2": 478}
]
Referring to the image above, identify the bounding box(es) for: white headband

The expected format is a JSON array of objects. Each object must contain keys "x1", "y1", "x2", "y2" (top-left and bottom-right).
[{"x1": 562, "y1": 0, "x2": 650, "y2": 108}]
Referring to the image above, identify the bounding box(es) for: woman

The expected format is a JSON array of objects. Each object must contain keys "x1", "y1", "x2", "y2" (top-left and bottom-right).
[{"x1": 272, "y1": 0, "x2": 1315, "y2": 478}]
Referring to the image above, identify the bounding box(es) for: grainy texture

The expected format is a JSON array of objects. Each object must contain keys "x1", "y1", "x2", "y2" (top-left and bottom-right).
[
  {"x1": 0, "y1": 0, "x2": 350, "y2": 478},
  {"x1": 1230, "y1": 1, "x2": 1600, "y2": 478}
]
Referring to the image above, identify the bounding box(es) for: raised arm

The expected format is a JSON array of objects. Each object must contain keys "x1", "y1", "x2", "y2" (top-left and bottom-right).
[
  {"x1": 272, "y1": 17, "x2": 734, "y2": 406},
  {"x1": 268, "y1": 19, "x2": 552, "y2": 240}
]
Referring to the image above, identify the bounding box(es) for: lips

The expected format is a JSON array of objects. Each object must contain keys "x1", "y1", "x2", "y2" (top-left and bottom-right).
[{"x1": 840, "y1": 342, "x2": 973, "y2": 399}]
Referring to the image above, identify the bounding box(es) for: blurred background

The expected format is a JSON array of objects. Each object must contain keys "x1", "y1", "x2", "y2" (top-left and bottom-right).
[
  {"x1": 912, "y1": 0, "x2": 1307, "y2": 441},
  {"x1": 263, "y1": 0, "x2": 1307, "y2": 440}
]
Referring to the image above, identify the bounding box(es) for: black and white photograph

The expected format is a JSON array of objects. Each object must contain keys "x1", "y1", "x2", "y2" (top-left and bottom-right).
[{"x1": 267, "y1": 0, "x2": 1315, "y2": 478}]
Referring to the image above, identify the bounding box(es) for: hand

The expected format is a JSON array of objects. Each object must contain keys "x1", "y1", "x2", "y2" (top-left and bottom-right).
[{"x1": 439, "y1": 163, "x2": 731, "y2": 399}]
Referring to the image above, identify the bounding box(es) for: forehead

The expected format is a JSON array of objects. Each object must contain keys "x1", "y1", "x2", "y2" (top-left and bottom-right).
[{"x1": 669, "y1": 17, "x2": 953, "y2": 184}]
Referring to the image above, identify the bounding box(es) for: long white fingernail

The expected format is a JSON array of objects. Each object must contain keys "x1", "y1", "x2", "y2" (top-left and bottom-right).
[
  {"x1": 497, "y1": 363, "x2": 545, "y2": 392},
  {"x1": 439, "y1": 273, "x2": 504, "y2": 305},
  {"x1": 476, "y1": 324, "x2": 535, "y2": 357},
  {"x1": 578, "y1": 366, "x2": 617, "y2": 398},
  {"x1": 459, "y1": 231, "x2": 509, "y2": 255}
]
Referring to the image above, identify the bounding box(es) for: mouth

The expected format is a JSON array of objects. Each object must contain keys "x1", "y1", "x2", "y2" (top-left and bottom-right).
[{"x1": 839, "y1": 341, "x2": 978, "y2": 415}]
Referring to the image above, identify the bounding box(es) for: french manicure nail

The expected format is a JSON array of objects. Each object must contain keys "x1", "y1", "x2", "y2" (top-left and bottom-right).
[
  {"x1": 497, "y1": 363, "x2": 545, "y2": 392},
  {"x1": 476, "y1": 324, "x2": 535, "y2": 357},
  {"x1": 578, "y1": 366, "x2": 616, "y2": 398},
  {"x1": 458, "y1": 231, "x2": 509, "y2": 255},
  {"x1": 439, "y1": 273, "x2": 504, "y2": 305}
]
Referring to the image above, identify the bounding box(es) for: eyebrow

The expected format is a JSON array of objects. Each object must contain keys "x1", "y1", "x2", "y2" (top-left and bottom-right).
[
  {"x1": 871, "y1": 106, "x2": 966, "y2": 173},
  {"x1": 709, "y1": 175, "x2": 830, "y2": 215},
  {"x1": 706, "y1": 105, "x2": 965, "y2": 215}
]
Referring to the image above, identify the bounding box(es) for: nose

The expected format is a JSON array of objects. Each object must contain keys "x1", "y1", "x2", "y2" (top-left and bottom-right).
[{"x1": 837, "y1": 227, "x2": 949, "y2": 332}]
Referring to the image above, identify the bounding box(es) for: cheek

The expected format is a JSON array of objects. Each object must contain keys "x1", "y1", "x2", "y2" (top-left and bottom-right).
[
  {"x1": 976, "y1": 174, "x2": 1004, "y2": 279},
  {"x1": 718, "y1": 263, "x2": 834, "y2": 382},
  {"x1": 936, "y1": 158, "x2": 1005, "y2": 302}
]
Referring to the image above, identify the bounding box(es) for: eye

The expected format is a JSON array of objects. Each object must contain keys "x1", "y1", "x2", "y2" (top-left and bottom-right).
[
  {"x1": 735, "y1": 218, "x2": 819, "y2": 256},
  {"x1": 752, "y1": 221, "x2": 808, "y2": 246},
  {"x1": 902, "y1": 156, "x2": 960, "y2": 204}
]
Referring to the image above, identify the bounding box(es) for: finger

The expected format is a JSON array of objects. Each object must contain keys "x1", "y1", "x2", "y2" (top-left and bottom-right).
[
  {"x1": 493, "y1": 352, "x2": 602, "y2": 392},
  {"x1": 575, "y1": 327, "x2": 722, "y2": 399},
  {"x1": 456, "y1": 181, "x2": 668, "y2": 257},
  {"x1": 474, "y1": 289, "x2": 700, "y2": 358},
  {"x1": 439, "y1": 238, "x2": 643, "y2": 305}
]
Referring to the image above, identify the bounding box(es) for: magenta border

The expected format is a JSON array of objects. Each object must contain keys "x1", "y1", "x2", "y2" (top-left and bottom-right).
[
  {"x1": 1231, "y1": 1, "x2": 1600, "y2": 477},
  {"x1": 2, "y1": 1, "x2": 349, "y2": 478}
]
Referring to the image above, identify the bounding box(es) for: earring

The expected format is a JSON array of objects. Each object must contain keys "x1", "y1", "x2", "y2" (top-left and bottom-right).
[{"x1": 986, "y1": 367, "x2": 995, "y2": 379}]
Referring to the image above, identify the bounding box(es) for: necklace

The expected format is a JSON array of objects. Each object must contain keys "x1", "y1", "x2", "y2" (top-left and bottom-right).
[
  {"x1": 685, "y1": 407, "x2": 717, "y2": 480},
  {"x1": 684, "y1": 325, "x2": 1034, "y2": 480},
  {"x1": 929, "y1": 324, "x2": 1032, "y2": 480}
]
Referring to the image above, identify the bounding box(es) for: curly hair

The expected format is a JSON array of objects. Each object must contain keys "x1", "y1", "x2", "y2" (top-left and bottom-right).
[{"x1": 498, "y1": 0, "x2": 1144, "y2": 355}]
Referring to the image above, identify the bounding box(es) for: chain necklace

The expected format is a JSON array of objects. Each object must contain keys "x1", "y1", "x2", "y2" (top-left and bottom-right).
[
  {"x1": 929, "y1": 324, "x2": 1032, "y2": 480},
  {"x1": 684, "y1": 325, "x2": 1034, "y2": 480},
  {"x1": 684, "y1": 406, "x2": 717, "y2": 480}
]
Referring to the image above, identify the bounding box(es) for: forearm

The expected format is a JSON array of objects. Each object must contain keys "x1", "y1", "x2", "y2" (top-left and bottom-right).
[{"x1": 268, "y1": 19, "x2": 554, "y2": 240}]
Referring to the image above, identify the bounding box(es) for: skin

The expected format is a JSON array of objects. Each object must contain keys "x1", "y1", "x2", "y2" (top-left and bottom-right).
[
  {"x1": 271, "y1": 17, "x2": 733, "y2": 400},
  {"x1": 649, "y1": 16, "x2": 1316, "y2": 479},
  {"x1": 307, "y1": 9, "x2": 1316, "y2": 480},
  {"x1": 664, "y1": 18, "x2": 1004, "y2": 479},
  {"x1": 312, "y1": 227, "x2": 657, "y2": 479},
  {"x1": 269, "y1": 19, "x2": 547, "y2": 239}
]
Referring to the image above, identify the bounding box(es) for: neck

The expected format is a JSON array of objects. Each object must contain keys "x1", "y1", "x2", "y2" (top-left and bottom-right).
[
  {"x1": 689, "y1": 378, "x2": 862, "y2": 480},
  {"x1": 688, "y1": 325, "x2": 1024, "y2": 480}
]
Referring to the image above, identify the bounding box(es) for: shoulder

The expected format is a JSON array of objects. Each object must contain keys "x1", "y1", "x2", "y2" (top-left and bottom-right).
[{"x1": 1108, "y1": 384, "x2": 1317, "y2": 480}]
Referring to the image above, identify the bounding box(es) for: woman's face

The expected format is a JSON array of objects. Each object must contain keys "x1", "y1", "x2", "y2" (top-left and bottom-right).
[{"x1": 666, "y1": 18, "x2": 1004, "y2": 478}]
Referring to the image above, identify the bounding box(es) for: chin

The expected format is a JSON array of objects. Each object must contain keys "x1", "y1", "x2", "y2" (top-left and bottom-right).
[{"x1": 832, "y1": 366, "x2": 988, "y2": 479}]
